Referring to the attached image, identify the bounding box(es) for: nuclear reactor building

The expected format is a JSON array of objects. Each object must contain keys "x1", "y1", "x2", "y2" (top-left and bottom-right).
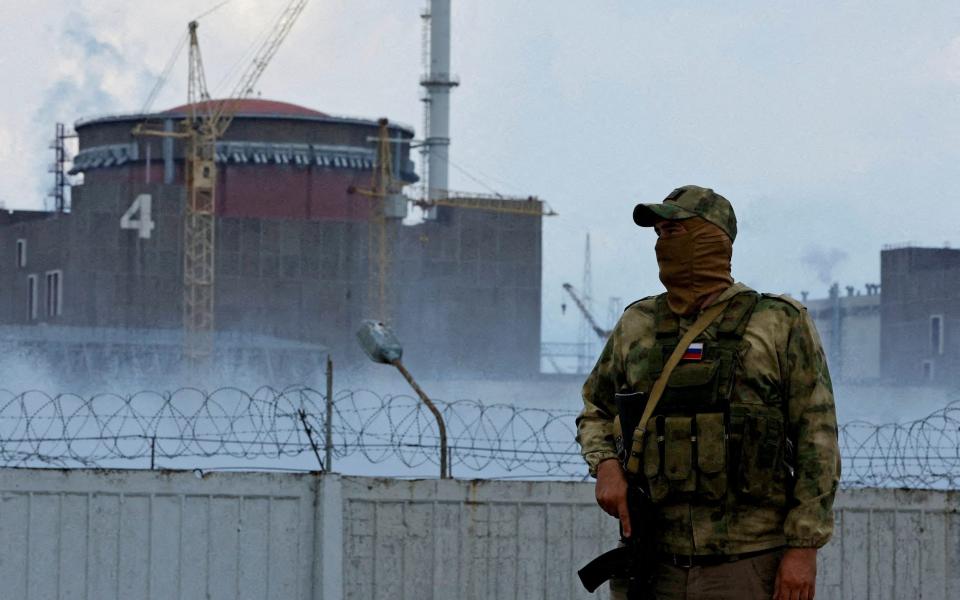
[{"x1": 0, "y1": 99, "x2": 544, "y2": 383}]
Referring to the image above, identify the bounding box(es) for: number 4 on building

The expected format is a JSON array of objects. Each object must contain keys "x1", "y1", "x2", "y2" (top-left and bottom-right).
[{"x1": 120, "y1": 194, "x2": 156, "y2": 239}]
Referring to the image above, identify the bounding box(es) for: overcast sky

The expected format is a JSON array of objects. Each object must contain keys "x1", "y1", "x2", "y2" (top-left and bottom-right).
[{"x1": 2, "y1": 0, "x2": 959, "y2": 350}]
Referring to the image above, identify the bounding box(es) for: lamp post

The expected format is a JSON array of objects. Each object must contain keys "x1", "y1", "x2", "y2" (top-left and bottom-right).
[{"x1": 356, "y1": 320, "x2": 450, "y2": 478}]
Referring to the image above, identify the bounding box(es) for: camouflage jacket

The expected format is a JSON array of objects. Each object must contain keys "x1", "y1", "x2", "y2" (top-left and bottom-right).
[{"x1": 576, "y1": 282, "x2": 840, "y2": 554}]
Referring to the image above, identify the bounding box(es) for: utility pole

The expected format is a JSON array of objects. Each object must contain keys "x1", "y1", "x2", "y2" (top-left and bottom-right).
[{"x1": 578, "y1": 233, "x2": 595, "y2": 373}]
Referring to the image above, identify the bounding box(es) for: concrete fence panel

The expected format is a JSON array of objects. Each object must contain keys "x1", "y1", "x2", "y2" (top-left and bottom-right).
[
  {"x1": 338, "y1": 477, "x2": 618, "y2": 600},
  {"x1": 816, "y1": 488, "x2": 960, "y2": 600},
  {"x1": 2, "y1": 469, "x2": 960, "y2": 599},
  {"x1": 0, "y1": 469, "x2": 318, "y2": 600}
]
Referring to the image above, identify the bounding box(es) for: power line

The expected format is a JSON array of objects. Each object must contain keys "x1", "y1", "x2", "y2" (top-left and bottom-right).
[
  {"x1": 140, "y1": 32, "x2": 189, "y2": 115},
  {"x1": 194, "y1": 0, "x2": 235, "y2": 21}
]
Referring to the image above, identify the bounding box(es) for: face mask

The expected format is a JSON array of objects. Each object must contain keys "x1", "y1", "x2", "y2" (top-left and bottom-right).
[{"x1": 655, "y1": 217, "x2": 734, "y2": 316}]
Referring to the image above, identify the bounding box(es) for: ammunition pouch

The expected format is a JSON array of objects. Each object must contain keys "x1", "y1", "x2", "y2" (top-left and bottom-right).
[
  {"x1": 640, "y1": 412, "x2": 728, "y2": 504},
  {"x1": 731, "y1": 405, "x2": 789, "y2": 506}
]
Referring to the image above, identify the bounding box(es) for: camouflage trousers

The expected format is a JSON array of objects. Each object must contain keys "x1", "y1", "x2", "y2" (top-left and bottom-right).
[{"x1": 610, "y1": 550, "x2": 783, "y2": 600}]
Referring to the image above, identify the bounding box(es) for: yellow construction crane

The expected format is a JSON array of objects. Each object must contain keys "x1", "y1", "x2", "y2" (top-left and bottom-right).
[
  {"x1": 135, "y1": 0, "x2": 309, "y2": 367},
  {"x1": 415, "y1": 192, "x2": 557, "y2": 218},
  {"x1": 350, "y1": 162, "x2": 558, "y2": 322},
  {"x1": 349, "y1": 119, "x2": 404, "y2": 323}
]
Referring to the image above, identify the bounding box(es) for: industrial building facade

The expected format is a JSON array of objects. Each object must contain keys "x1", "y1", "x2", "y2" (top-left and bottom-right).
[
  {"x1": 0, "y1": 100, "x2": 543, "y2": 383},
  {"x1": 879, "y1": 246, "x2": 960, "y2": 386},
  {"x1": 806, "y1": 284, "x2": 881, "y2": 384},
  {"x1": 803, "y1": 245, "x2": 960, "y2": 388}
]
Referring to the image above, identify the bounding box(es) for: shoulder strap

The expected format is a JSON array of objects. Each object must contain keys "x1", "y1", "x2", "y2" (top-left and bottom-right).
[
  {"x1": 654, "y1": 294, "x2": 679, "y2": 339},
  {"x1": 623, "y1": 299, "x2": 731, "y2": 475},
  {"x1": 716, "y1": 291, "x2": 759, "y2": 338}
]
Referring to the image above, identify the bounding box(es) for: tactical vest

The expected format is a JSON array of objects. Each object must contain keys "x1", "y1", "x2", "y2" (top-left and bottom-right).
[{"x1": 617, "y1": 291, "x2": 790, "y2": 508}]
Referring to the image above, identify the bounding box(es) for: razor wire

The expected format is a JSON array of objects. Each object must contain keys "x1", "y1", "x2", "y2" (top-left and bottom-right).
[
  {"x1": 2, "y1": 386, "x2": 960, "y2": 488},
  {"x1": 0, "y1": 387, "x2": 582, "y2": 476}
]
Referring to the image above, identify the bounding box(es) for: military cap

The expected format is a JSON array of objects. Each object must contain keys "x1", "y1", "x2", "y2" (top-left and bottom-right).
[{"x1": 633, "y1": 185, "x2": 737, "y2": 242}]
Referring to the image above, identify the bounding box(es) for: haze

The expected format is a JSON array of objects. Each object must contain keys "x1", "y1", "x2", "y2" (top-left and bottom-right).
[{"x1": 1, "y1": 0, "x2": 958, "y2": 347}]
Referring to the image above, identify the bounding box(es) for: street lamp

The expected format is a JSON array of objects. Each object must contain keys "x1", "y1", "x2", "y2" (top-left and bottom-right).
[{"x1": 356, "y1": 320, "x2": 450, "y2": 478}]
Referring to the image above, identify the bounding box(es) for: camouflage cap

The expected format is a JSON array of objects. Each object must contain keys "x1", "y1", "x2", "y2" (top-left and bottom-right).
[{"x1": 633, "y1": 185, "x2": 737, "y2": 242}]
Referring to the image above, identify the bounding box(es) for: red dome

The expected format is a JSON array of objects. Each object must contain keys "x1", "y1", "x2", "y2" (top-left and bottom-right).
[{"x1": 163, "y1": 98, "x2": 328, "y2": 118}]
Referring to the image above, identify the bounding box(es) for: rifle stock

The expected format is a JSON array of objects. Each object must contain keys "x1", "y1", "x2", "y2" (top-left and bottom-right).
[{"x1": 577, "y1": 545, "x2": 635, "y2": 593}]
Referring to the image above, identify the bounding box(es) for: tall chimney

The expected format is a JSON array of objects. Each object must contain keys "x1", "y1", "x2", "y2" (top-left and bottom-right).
[{"x1": 420, "y1": 0, "x2": 458, "y2": 219}]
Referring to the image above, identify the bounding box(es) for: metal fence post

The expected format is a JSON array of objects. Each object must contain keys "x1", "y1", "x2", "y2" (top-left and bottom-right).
[{"x1": 325, "y1": 356, "x2": 333, "y2": 472}]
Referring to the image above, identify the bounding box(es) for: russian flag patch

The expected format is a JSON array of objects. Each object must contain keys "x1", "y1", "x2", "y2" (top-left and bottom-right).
[{"x1": 681, "y1": 342, "x2": 704, "y2": 361}]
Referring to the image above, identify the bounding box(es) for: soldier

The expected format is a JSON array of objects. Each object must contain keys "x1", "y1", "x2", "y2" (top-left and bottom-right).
[{"x1": 576, "y1": 185, "x2": 840, "y2": 600}]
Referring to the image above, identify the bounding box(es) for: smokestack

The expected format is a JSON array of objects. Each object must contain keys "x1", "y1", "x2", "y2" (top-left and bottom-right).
[{"x1": 420, "y1": 0, "x2": 458, "y2": 219}]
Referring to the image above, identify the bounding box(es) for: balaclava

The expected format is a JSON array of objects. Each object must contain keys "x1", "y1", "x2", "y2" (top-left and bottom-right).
[{"x1": 654, "y1": 217, "x2": 733, "y2": 316}]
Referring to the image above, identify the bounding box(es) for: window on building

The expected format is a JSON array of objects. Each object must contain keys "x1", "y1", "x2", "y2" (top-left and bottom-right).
[
  {"x1": 45, "y1": 270, "x2": 62, "y2": 317},
  {"x1": 930, "y1": 315, "x2": 944, "y2": 355},
  {"x1": 16, "y1": 239, "x2": 26, "y2": 268},
  {"x1": 922, "y1": 360, "x2": 934, "y2": 381},
  {"x1": 27, "y1": 274, "x2": 37, "y2": 320}
]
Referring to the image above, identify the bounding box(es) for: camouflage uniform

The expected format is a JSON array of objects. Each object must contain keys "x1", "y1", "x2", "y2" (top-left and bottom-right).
[
  {"x1": 577, "y1": 185, "x2": 841, "y2": 562},
  {"x1": 577, "y1": 282, "x2": 840, "y2": 554}
]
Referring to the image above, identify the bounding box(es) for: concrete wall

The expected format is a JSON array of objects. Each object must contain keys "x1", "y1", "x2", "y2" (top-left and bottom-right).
[
  {"x1": 819, "y1": 488, "x2": 960, "y2": 600},
  {"x1": 0, "y1": 213, "x2": 72, "y2": 325},
  {"x1": 394, "y1": 205, "x2": 543, "y2": 378},
  {"x1": 2, "y1": 469, "x2": 959, "y2": 599},
  {"x1": 807, "y1": 290, "x2": 881, "y2": 383},
  {"x1": 0, "y1": 181, "x2": 543, "y2": 380},
  {"x1": 0, "y1": 469, "x2": 324, "y2": 600},
  {"x1": 881, "y1": 247, "x2": 960, "y2": 385},
  {"x1": 340, "y1": 477, "x2": 610, "y2": 600}
]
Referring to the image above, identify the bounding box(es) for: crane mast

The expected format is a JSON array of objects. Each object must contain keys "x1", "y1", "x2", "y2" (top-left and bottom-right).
[
  {"x1": 350, "y1": 119, "x2": 400, "y2": 323},
  {"x1": 183, "y1": 20, "x2": 217, "y2": 363}
]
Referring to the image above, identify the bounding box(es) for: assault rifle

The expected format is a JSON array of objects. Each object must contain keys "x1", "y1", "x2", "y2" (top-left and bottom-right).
[
  {"x1": 577, "y1": 391, "x2": 657, "y2": 599},
  {"x1": 577, "y1": 484, "x2": 657, "y2": 598}
]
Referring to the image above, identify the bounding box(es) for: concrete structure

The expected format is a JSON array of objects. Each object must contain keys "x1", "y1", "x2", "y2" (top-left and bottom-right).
[
  {"x1": 0, "y1": 99, "x2": 543, "y2": 382},
  {"x1": 805, "y1": 245, "x2": 960, "y2": 387},
  {"x1": 0, "y1": 468, "x2": 957, "y2": 599},
  {"x1": 420, "y1": 0, "x2": 458, "y2": 209},
  {"x1": 807, "y1": 283, "x2": 881, "y2": 383},
  {"x1": 880, "y1": 246, "x2": 960, "y2": 386}
]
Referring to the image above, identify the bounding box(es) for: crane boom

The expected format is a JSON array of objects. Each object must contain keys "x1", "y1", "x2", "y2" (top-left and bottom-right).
[
  {"x1": 563, "y1": 283, "x2": 610, "y2": 339},
  {"x1": 414, "y1": 191, "x2": 557, "y2": 218},
  {"x1": 212, "y1": 0, "x2": 309, "y2": 136}
]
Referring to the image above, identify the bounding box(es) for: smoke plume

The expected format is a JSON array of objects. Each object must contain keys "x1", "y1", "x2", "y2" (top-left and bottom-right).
[{"x1": 801, "y1": 245, "x2": 848, "y2": 285}]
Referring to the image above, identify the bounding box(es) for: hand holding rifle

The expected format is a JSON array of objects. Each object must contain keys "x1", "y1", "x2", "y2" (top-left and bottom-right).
[{"x1": 596, "y1": 458, "x2": 632, "y2": 537}]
